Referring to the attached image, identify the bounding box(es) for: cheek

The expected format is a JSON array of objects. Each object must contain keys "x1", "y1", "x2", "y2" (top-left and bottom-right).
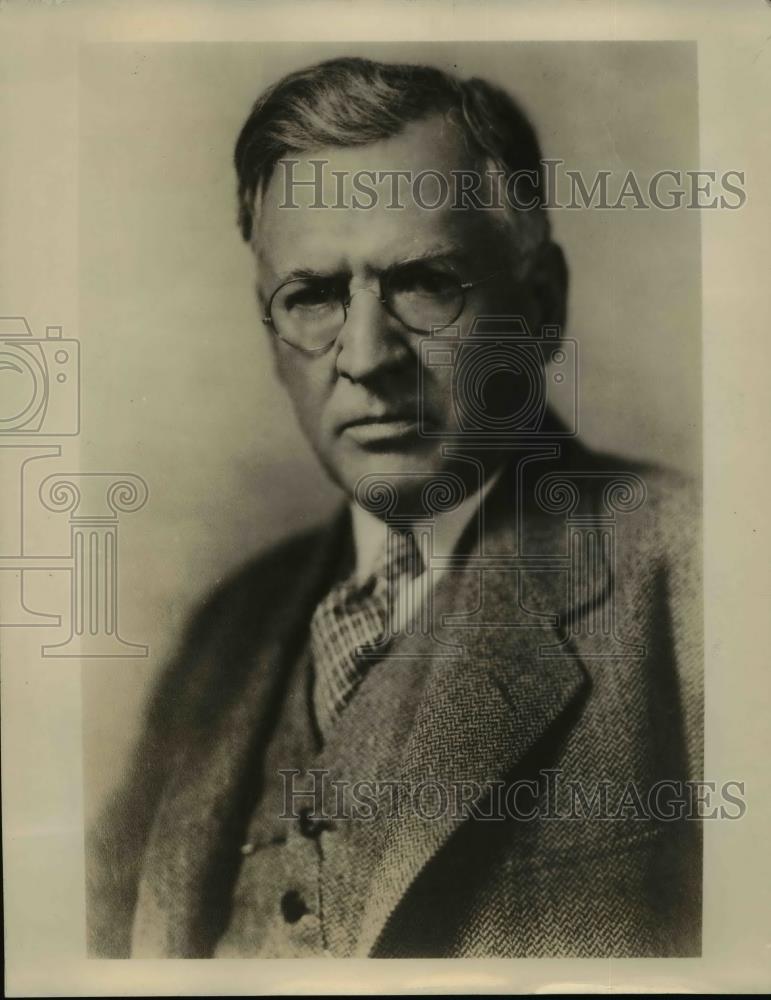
[
  {"x1": 419, "y1": 356, "x2": 458, "y2": 427},
  {"x1": 274, "y1": 348, "x2": 334, "y2": 434}
]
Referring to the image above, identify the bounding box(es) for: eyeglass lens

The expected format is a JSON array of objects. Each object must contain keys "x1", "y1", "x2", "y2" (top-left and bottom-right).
[{"x1": 268, "y1": 261, "x2": 466, "y2": 349}]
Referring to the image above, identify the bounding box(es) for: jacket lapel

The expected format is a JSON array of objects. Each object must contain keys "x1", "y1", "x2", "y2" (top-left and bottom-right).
[{"x1": 356, "y1": 454, "x2": 604, "y2": 954}]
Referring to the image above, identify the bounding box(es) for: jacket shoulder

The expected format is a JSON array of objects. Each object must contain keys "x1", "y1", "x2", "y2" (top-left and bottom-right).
[
  {"x1": 85, "y1": 515, "x2": 344, "y2": 956},
  {"x1": 579, "y1": 444, "x2": 700, "y2": 527},
  {"x1": 198, "y1": 518, "x2": 337, "y2": 619},
  {"x1": 146, "y1": 514, "x2": 345, "y2": 723}
]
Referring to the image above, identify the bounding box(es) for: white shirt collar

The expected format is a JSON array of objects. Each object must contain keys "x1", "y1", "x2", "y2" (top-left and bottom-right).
[{"x1": 350, "y1": 466, "x2": 504, "y2": 583}]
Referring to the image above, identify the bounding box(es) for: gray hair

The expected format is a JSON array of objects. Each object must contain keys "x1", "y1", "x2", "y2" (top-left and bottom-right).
[{"x1": 234, "y1": 56, "x2": 550, "y2": 262}]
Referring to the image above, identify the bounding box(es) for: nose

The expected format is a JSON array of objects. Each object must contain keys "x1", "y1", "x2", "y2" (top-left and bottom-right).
[{"x1": 334, "y1": 289, "x2": 411, "y2": 383}]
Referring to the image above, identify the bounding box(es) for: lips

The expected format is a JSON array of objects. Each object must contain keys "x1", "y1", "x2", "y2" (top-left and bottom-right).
[{"x1": 339, "y1": 412, "x2": 425, "y2": 446}]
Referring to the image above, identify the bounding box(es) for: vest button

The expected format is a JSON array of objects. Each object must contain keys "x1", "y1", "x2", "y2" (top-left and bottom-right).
[
  {"x1": 280, "y1": 889, "x2": 309, "y2": 924},
  {"x1": 298, "y1": 806, "x2": 332, "y2": 839}
]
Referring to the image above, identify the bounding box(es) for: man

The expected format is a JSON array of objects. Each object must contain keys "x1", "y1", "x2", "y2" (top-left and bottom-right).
[{"x1": 87, "y1": 56, "x2": 702, "y2": 958}]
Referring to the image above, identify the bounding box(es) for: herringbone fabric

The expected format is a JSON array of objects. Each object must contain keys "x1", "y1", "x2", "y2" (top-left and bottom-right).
[
  {"x1": 310, "y1": 527, "x2": 423, "y2": 738},
  {"x1": 85, "y1": 435, "x2": 703, "y2": 960}
]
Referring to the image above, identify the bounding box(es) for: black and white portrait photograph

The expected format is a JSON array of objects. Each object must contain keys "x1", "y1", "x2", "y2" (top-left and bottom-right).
[{"x1": 1, "y1": 2, "x2": 769, "y2": 996}]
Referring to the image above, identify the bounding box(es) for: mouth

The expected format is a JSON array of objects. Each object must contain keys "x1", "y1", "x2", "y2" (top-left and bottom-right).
[{"x1": 339, "y1": 413, "x2": 427, "y2": 446}]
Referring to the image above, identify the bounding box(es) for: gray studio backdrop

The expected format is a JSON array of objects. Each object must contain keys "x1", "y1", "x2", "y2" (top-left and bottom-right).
[{"x1": 79, "y1": 41, "x2": 700, "y2": 823}]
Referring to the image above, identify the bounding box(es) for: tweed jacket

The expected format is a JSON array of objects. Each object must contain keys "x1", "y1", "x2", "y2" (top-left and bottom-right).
[{"x1": 86, "y1": 434, "x2": 703, "y2": 958}]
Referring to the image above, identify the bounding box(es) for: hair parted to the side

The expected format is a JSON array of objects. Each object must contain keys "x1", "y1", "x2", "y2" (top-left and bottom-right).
[{"x1": 234, "y1": 56, "x2": 550, "y2": 257}]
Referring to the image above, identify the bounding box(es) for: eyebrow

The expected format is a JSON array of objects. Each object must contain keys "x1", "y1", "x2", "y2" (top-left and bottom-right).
[
  {"x1": 394, "y1": 242, "x2": 469, "y2": 268},
  {"x1": 271, "y1": 265, "x2": 339, "y2": 284},
  {"x1": 270, "y1": 243, "x2": 470, "y2": 286}
]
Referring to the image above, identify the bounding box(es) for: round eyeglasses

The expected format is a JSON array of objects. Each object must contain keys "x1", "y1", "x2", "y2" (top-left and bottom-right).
[{"x1": 262, "y1": 260, "x2": 501, "y2": 353}]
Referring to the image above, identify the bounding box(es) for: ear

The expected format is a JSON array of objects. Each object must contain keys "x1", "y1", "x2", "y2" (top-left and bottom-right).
[
  {"x1": 267, "y1": 328, "x2": 287, "y2": 385},
  {"x1": 255, "y1": 280, "x2": 285, "y2": 381},
  {"x1": 526, "y1": 240, "x2": 569, "y2": 334}
]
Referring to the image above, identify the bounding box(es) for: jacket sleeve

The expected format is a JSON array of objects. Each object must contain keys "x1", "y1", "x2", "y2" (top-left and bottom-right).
[
  {"x1": 84, "y1": 521, "x2": 334, "y2": 956},
  {"x1": 661, "y1": 471, "x2": 704, "y2": 785},
  {"x1": 85, "y1": 590, "x2": 224, "y2": 956}
]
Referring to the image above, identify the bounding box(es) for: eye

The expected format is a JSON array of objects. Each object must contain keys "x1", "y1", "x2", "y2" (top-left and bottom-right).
[
  {"x1": 282, "y1": 280, "x2": 339, "y2": 313},
  {"x1": 389, "y1": 262, "x2": 459, "y2": 300}
]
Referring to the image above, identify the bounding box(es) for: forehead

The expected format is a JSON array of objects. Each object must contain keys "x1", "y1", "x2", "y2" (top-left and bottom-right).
[{"x1": 254, "y1": 114, "x2": 503, "y2": 282}]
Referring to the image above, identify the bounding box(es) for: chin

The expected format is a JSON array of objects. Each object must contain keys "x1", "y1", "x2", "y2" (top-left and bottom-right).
[{"x1": 332, "y1": 442, "x2": 469, "y2": 514}]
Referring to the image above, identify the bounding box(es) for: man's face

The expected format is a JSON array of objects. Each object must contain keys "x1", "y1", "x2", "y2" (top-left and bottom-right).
[{"x1": 253, "y1": 114, "x2": 562, "y2": 506}]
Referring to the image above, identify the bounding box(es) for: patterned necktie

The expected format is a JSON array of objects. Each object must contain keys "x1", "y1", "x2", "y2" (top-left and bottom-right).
[{"x1": 310, "y1": 527, "x2": 424, "y2": 740}]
